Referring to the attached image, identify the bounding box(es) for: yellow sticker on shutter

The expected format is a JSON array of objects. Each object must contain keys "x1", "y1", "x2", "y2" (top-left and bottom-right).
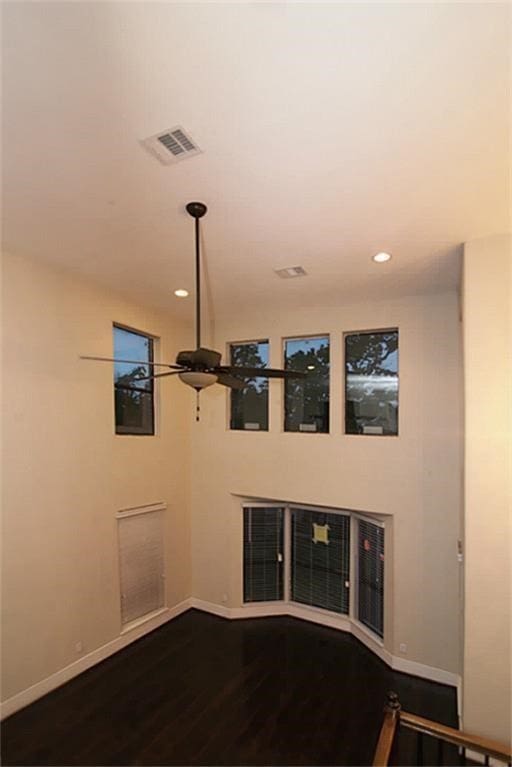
[{"x1": 313, "y1": 523, "x2": 329, "y2": 544}]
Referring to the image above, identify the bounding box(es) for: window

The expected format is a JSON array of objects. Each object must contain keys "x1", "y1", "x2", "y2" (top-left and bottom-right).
[
  {"x1": 229, "y1": 340, "x2": 269, "y2": 431},
  {"x1": 114, "y1": 325, "x2": 155, "y2": 435},
  {"x1": 357, "y1": 519, "x2": 384, "y2": 638},
  {"x1": 243, "y1": 507, "x2": 284, "y2": 602},
  {"x1": 242, "y1": 504, "x2": 386, "y2": 640},
  {"x1": 117, "y1": 507, "x2": 165, "y2": 625},
  {"x1": 291, "y1": 508, "x2": 350, "y2": 614},
  {"x1": 345, "y1": 330, "x2": 398, "y2": 436},
  {"x1": 284, "y1": 336, "x2": 330, "y2": 432}
]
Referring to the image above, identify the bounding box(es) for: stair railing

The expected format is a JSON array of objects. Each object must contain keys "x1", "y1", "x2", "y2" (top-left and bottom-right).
[{"x1": 373, "y1": 691, "x2": 512, "y2": 767}]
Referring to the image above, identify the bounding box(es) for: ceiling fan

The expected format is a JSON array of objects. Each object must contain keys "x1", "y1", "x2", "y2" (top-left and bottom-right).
[{"x1": 81, "y1": 201, "x2": 306, "y2": 413}]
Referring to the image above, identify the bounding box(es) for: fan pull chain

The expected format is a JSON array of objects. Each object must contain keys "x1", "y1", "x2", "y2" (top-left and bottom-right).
[{"x1": 196, "y1": 390, "x2": 200, "y2": 422}]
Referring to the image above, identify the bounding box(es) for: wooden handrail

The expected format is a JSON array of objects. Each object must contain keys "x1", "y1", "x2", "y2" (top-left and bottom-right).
[
  {"x1": 400, "y1": 710, "x2": 512, "y2": 763},
  {"x1": 373, "y1": 692, "x2": 512, "y2": 766}
]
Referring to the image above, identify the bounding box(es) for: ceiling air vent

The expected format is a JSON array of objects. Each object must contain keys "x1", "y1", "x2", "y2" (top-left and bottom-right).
[
  {"x1": 275, "y1": 266, "x2": 307, "y2": 279},
  {"x1": 140, "y1": 126, "x2": 202, "y2": 166}
]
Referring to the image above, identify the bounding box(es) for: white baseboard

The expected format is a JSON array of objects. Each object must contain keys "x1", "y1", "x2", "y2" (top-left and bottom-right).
[
  {"x1": 457, "y1": 676, "x2": 462, "y2": 723},
  {"x1": 0, "y1": 599, "x2": 192, "y2": 720},
  {"x1": 2, "y1": 596, "x2": 460, "y2": 720},
  {"x1": 188, "y1": 597, "x2": 232, "y2": 619},
  {"x1": 288, "y1": 602, "x2": 352, "y2": 633},
  {"x1": 391, "y1": 654, "x2": 459, "y2": 687},
  {"x1": 192, "y1": 599, "x2": 460, "y2": 689}
]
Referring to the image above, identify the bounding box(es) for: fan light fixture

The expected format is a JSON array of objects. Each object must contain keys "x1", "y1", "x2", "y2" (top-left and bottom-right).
[
  {"x1": 80, "y1": 201, "x2": 307, "y2": 421},
  {"x1": 372, "y1": 252, "x2": 392, "y2": 263},
  {"x1": 178, "y1": 371, "x2": 217, "y2": 390}
]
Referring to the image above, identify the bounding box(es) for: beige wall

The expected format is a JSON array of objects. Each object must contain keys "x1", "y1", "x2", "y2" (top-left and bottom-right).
[
  {"x1": 0, "y1": 251, "x2": 468, "y2": 707},
  {"x1": 463, "y1": 234, "x2": 511, "y2": 744},
  {"x1": 1, "y1": 252, "x2": 193, "y2": 702},
  {"x1": 191, "y1": 291, "x2": 463, "y2": 675}
]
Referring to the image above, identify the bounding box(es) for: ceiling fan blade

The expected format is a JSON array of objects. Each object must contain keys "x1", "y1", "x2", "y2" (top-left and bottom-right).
[
  {"x1": 131, "y1": 370, "x2": 185, "y2": 382},
  {"x1": 219, "y1": 365, "x2": 307, "y2": 380},
  {"x1": 80, "y1": 355, "x2": 181, "y2": 368},
  {"x1": 215, "y1": 373, "x2": 246, "y2": 390}
]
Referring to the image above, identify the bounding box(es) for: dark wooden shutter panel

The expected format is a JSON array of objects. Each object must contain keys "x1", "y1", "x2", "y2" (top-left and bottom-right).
[{"x1": 243, "y1": 507, "x2": 284, "y2": 602}]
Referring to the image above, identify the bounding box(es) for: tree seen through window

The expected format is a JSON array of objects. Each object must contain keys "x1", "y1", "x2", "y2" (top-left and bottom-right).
[
  {"x1": 114, "y1": 325, "x2": 155, "y2": 435},
  {"x1": 284, "y1": 336, "x2": 330, "y2": 433},
  {"x1": 229, "y1": 341, "x2": 269, "y2": 430}
]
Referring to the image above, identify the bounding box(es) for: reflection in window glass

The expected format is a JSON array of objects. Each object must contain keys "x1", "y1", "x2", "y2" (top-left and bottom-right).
[
  {"x1": 230, "y1": 341, "x2": 269, "y2": 431},
  {"x1": 284, "y1": 336, "x2": 329, "y2": 432},
  {"x1": 345, "y1": 331, "x2": 398, "y2": 436},
  {"x1": 114, "y1": 325, "x2": 155, "y2": 435}
]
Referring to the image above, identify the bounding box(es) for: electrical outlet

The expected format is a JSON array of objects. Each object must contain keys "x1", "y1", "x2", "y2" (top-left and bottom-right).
[
  {"x1": 399, "y1": 643, "x2": 407, "y2": 654},
  {"x1": 75, "y1": 641, "x2": 83, "y2": 654}
]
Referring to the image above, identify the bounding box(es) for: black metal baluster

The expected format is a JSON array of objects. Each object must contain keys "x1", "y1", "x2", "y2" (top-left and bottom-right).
[
  {"x1": 459, "y1": 746, "x2": 466, "y2": 765},
  {"x1": 417, "y1": 732, "x2": 424, "y2": 766},
  {"x1": 436, "y1": 737, "x2": 443, "y2": 765}
]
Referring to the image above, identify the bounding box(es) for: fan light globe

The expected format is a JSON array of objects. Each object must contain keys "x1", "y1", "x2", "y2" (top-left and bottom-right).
[{"x1": 179, "y1": 371, "x2": 217, "y2": 390}]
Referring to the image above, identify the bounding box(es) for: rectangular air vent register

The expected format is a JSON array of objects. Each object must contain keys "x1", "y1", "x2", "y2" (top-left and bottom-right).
[{"x1": 140, "y1": 126, "x2": 202, "y2": 165}]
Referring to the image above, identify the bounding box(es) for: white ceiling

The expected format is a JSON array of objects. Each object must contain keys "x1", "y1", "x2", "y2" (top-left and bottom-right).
[{"x1": 2, "y1": 2, "x2": 510, "y2": 322}]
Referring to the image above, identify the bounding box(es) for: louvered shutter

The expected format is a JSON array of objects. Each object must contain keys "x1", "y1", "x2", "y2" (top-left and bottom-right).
[
  {"x1": 291, "y1": 509, "x2": 350, "y2": 614},
  {"x1": 243, "y1": 507, "x2": 284, "y2": 602},
  {"x1": 357, "y1": 519, "x2": 384, "y2": 637},
  {"x1": 118, "y1": 509, "x2": 165, "y2": 625}
]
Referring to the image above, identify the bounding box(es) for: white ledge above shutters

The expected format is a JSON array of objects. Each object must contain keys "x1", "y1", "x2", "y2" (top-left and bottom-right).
[{"x1": 117, "y1": 504, "x2": 165, "y2": 626}]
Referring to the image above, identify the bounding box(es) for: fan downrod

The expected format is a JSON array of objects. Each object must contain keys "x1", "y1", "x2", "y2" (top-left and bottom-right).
[{"x1": 186, "y1": 201, "x2": 207, "y2": 218}]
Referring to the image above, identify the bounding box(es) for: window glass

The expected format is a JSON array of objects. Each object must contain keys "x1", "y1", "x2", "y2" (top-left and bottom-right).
[
  {"x1": 357, "y1": 519, "x2": 384, "y2": 638},
  {"x1": 229, "y1": 341, "x2": 269, "y2": 431},
  {"x1": 291, "y1": 508, "x2": 350, "y2": 614},
  {"x1": 345, "y1": 330, "x2": 398, "y2": 435},
  {"x1": 284, "y1": 336, "x2": 330, "y2": 432},
  {"x1": 243, "y1": 507, "x2": 284, "y2": 602},
  {"x1": 114, "y1": 326, "x2": 155, "y2": 435}
]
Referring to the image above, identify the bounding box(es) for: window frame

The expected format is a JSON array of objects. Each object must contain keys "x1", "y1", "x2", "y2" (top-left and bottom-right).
[
  {"x1": 113, "y1": 323, "x2": 156, "y2": 436},
  {"x1": 343, "y1": 327, "x2": 399, "y2": 438},
  {"x1": 281, "y1": 333, "x2": 331, "y2": 434},
  {"x1": 226, "y1": 338, "x2": 270, "y2": 432}
]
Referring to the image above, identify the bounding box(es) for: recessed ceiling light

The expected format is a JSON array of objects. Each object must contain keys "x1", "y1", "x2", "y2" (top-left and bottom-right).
[
  {"x1": 174, "y1": 289, "x2": 189, "y2": 298},
  {"x1": 372, "y1": 252, "x2": 392, "y2": 263}
]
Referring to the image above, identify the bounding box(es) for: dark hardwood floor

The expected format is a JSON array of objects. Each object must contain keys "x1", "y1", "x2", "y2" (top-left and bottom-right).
[{"x1": 1, "y1": 609, "x2": 458, "y2": 766}]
